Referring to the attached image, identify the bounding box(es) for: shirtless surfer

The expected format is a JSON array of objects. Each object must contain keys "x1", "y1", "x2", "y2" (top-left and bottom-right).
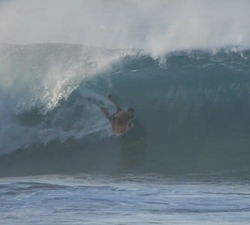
[{"x1": 101, "y1": 93, "x2": 134, "y2": 136}]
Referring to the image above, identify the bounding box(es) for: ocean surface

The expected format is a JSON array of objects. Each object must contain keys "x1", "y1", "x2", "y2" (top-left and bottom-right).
[
  {"x1": 1, "y1": 0, "x2": 250, "y2": 224},
  {"x1": 1, "y1": 174, "x2": 250, "y2": 225}
]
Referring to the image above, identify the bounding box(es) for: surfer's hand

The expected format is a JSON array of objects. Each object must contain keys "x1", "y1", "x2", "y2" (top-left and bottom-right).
[{"x1": 107, "y1": 93, "x2": 112, "y2": 99}]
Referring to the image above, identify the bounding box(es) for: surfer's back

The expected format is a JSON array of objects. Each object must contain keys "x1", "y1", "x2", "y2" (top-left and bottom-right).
[{"x1": 112, "y1": 110, "x2": 134, "y2": 136}]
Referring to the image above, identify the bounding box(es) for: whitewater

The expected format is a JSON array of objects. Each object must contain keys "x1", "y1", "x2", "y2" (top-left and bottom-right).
[{"x1": 1, "y1": 0, "x2": 250, "y2": 224}]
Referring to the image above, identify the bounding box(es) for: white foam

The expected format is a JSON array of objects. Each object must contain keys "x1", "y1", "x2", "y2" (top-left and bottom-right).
[{"x1": 0, "y1": 44, "x2": 126, "y2": 155}]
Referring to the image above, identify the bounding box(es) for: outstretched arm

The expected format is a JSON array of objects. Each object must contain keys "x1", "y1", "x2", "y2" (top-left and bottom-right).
[{"x1": 107, "y1": 93, "x2": 121, "y2": 111}]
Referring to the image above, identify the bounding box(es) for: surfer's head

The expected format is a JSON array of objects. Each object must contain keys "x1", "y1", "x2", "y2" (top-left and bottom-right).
[{"x1": 127, "y1": 107, "x2": 134, "y2": 117}]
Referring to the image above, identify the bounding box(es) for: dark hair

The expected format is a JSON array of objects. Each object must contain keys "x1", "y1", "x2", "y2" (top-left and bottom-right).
[{"x1": 128, "y1": 107, "x2": 134, "y2": 112}]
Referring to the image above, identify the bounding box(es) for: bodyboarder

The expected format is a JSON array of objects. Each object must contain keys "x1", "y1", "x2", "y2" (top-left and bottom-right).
[{"x1": 101, "y1": 93, "x2": 134, "y2": 136}]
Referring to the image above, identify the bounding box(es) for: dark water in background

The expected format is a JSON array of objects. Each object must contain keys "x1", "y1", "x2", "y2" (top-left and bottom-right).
[{"x1": 0, "y1": 44, "x2": 250, "y2": 179}]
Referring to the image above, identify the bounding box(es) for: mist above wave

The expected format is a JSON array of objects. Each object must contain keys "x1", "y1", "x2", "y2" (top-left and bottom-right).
[{"x1": 0, "y1": 0, "x2": 250, "y2": 57}]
